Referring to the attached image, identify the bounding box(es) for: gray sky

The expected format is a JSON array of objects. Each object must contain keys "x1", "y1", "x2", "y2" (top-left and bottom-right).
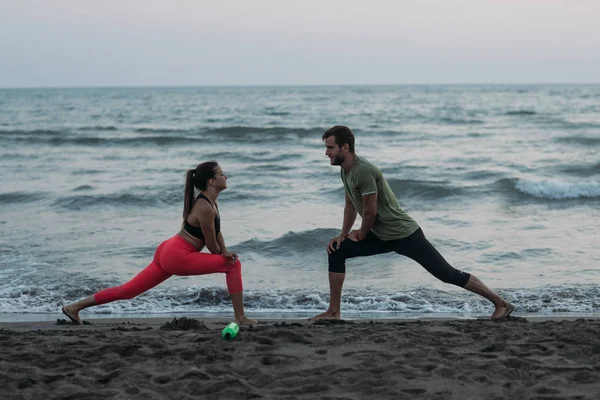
[{"x1": 1, "y1": 0, "x2": 599, "y2": 87}]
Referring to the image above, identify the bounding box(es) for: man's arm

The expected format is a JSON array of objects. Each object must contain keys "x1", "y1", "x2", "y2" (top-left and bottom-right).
[
  {"x1": 358, "y1": 193, "x2": 377, "y2": 240},
  {"x1": 341, "y1": 193, "x2": 357, "y2": 237}
]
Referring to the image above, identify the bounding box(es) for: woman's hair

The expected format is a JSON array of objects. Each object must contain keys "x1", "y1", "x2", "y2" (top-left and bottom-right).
[{"x1": 183, "y1": 161, "x2": 218, "y2": 223}]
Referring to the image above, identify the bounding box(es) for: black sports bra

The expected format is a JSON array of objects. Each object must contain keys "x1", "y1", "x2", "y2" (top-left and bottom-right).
[{"x1": 183, "y1": 193, "x2": 220, "y2": 240}]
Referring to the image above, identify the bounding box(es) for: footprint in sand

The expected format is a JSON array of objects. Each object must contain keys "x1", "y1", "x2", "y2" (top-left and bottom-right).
[
  {"x1": 342, "y1": 349, "x2": 387, "y2": 359},
  {"x1": 535, "y1": 387, "x2": 561, "y2": 395},
  {"x1": 260, "y1": 354, "x2": 300, "y2": 366}
]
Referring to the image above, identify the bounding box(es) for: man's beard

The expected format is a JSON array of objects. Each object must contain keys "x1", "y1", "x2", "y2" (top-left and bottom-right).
[{"x1": 331, "y1": 154, "x2": 345, "y2": 165}]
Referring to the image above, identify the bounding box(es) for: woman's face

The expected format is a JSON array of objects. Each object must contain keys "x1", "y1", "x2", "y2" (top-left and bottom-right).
[{"x1": 211, "y1": 165, "x2": 228, "y2": 190}]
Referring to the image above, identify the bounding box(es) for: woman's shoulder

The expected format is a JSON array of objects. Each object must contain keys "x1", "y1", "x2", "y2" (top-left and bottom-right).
[{"x1": 192, "y1": 197, "x2": 216, "y2": 214}]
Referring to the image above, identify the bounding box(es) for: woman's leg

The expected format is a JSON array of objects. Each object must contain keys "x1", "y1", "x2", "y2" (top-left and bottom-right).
[
  {"x1": 62, "y1": 260, "x2": 172, "y2": 324},
  {"x1": 162, "y1": 249, "x2": 256, "y2": 325}
]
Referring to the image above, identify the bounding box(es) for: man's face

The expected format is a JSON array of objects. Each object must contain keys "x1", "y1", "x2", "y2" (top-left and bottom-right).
[
  {"x1": 324, "y1": 136, "x2": 345, "y2": 165},
  {"x1": 210, "y1": 166, "x2": 228, "y2": 190}
]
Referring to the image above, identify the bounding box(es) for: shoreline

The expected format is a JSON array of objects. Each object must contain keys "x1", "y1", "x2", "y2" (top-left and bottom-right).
[
  {"x1": 2, "y1": 314, "x2": 600, "y2": 331},
  {"x1": 1, "y1": 311, "x2": 600, "y2": 325}
]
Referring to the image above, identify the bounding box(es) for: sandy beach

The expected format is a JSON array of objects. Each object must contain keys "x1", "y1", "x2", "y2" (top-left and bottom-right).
[{"x1": 1, "y1": 316, "x2": 599, "y2": 399}]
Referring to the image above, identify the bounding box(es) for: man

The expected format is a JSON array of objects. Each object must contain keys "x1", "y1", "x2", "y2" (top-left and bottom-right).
[{"x1": 311, "y1": 125, "x2": 514, "y2": 320}]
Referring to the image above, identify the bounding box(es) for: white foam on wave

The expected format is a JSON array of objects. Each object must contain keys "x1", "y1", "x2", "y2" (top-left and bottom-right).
[
  {"x1": 1, "y1": 283, "x2": 599, "y2": 316},
  {"x1": 515, "y1": 178, "x2": 600, "y2": 199}
]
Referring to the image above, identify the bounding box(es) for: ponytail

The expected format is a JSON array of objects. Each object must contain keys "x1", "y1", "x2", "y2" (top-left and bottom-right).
[{"x1": 182, "y1": 169, "x2": 196, "y2": 223}]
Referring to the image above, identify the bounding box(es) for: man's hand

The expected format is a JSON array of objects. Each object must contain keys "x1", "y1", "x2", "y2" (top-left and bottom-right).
[
  {"x1": 222, "y1": 251, "x2": 239, "y2": 264},
  {"x1": 347, "y1": 230, "x2": 367, "y2": 242},
  {"x1": 347, "y1": 230, "x2": 360, "y2": 242},
  {"x1": 327, "y1": 235, "x2": 347, "y2": 254}
]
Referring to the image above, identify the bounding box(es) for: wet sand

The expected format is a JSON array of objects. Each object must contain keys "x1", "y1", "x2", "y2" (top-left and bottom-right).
[{"x1": 1, "y1": 316, "x2": 599, "y2": 399}]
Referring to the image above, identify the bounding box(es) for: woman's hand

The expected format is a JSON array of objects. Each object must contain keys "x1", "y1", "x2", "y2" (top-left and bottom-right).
[{"x1": 222, "y1": 251, "x2": 239, "y2": 264}]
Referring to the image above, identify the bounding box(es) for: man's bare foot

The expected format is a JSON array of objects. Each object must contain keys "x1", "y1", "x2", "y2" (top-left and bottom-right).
[
  {"x1": 235, "y1": 316, "x2": 258, "y2": 326},
  {"x1": 491, "y1": 301, "x2": 515, "y2": 320},
  {"x1": 309, "y1": 310, "x2": 340, "y2": 321},
  {"x1": 61, "y1": 305, "x2": 82, "y2": 325}
]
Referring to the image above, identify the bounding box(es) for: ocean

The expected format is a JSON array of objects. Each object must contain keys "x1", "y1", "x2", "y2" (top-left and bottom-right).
[{"x1": 1, "y1": 85, "x2": 599, "y2": 321}]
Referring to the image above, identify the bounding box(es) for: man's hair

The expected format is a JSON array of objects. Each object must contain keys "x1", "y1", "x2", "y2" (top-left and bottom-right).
[{"x1": 322, "y1": 125, "x2": 355, "y2": 153}]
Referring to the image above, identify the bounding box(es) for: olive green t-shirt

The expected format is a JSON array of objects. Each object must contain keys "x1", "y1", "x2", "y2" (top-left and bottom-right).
[{"x1": 341, "y1": 155, "x2": 420, "y2": 241}]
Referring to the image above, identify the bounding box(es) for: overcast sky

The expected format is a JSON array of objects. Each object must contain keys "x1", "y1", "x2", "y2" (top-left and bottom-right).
[{"x1": 1, "y1": 0, "x2": 599, "y2": 87}]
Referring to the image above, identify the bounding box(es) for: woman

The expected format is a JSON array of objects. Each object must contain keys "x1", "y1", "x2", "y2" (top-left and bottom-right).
[{"x1": 62, "y1": 161, "x2": 257, "y2": 325}]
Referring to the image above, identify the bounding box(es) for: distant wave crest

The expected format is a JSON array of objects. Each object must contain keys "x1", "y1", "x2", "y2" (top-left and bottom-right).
[
  {"x1": 204, "y1": 126, "x2": 324, "y2": 138},
  {"x1": 505, "y1": 110, "x2": 537, "y2": 116},
  {"x1": 0, "y1": 192, "x2": 47, "y2": 205},
  {"x1": 0, "y1": 129, "x2": 65, "y2": 136},
  {"x1": 514, "y1": 178, "x2": 600, "y2": 200},
  {"x1": 234, "y1": 228, "x2": 339, "y2": 255},
  {"x1": 555, "y1": 136, "x2": 600, "y2": 146}
]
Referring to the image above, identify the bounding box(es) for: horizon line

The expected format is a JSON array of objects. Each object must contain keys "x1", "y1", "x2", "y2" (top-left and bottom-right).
[{"x1": 1, "y1": 82, "x2": 600, "y2": 90}]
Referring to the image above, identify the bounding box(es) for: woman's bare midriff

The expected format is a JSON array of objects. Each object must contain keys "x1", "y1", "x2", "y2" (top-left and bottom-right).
[{"x1": 177, "y1": 228, "x2": 206, "y2": 251}]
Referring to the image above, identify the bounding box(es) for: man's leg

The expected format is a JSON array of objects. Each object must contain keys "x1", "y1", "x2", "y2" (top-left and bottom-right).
[
  {"x1": 463, "y1": 275, "x2": 514, "y2": 319},
  {"x1": 311, "y1": 233, "x2": 392, "y2": 320},
  {"x1": 394, "y1": 228, "x2": 514, "y2": 319},
  {"x1": 318, "y1": 271, "x2": 345, "y2": 320}
]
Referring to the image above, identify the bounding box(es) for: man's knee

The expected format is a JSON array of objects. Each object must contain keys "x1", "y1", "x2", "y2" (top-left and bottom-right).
[{"x1": 436, "y1": 270, "x2": 470, "y2": 287}]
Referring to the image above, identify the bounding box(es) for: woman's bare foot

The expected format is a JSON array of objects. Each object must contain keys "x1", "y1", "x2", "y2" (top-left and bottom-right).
[
  {"x1": 309, "y1": 309, "x2": 340, "y2": 321},
  {"x1": 61, "y1": 305, "x2": 82, "y2": 325},
  {"x1": 235, "y1": 316, "x2": 258, "y2": 326},
  {"x1": 491, "y1": 301, "x2": 515, "y2": 320}
]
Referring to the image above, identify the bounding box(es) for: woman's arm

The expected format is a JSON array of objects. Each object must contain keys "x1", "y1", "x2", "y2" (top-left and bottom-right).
[
  {"x1": 216, "y1": 231, "x2": 227, "y2": 254},
  {"x1": 197, "y1": 204, "x2": 221, "y2": 254}
]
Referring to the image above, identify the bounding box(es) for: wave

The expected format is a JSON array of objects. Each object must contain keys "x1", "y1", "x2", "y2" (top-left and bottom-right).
[
  {"x1": 0, "y1": 191, "x2": 47, "y2": 205},
  {"x1": 462, "y1": 170, "x2": 505, "y2": 181},
  {"x1": 513, "y1": 178, "x2": 600, "y2": 200},
  {"x1": 245, "y1": 164, "x2": 296, "y2": 173},
  {"x1": 219, "y1": 190, "x2": 279, "y2": 203},
  {"x1": 2, "y1": 126, "x2": 326, "y2": 147},
  {"x1": 327, "y1": 177, "x2": 600, "y2": 203},
  {"x1": 560, "y1": 162, "x2": 600, "y2": 178},
  {"x1": 504, "y1": 110, "x2": 537, "y2": 116},
  {"x1": 2, "y1": 275, "x2": 599, "y2": 315},
  {"x1": 72, "y1": 185, "x2": 94, "y2": 192},
  {"x1": 263, "y1": 107, "x2": 291, "y2": 116},
  {"x1": 0, "y1": 129, "x2": 65, "y2": 137},
  {"x1": 438, "y1": 117, "x2": 484, "y2": 125},
  {"x1": 79, "y1": 125, "x2": 118, "y2": 131},
  {"x1": 204, "y1": 126, "x2": 324, "y2": 139},
  {"x1": 234, "y1": 228, "x2": 338, "y2": 255},
  {"x1": 2, "y1": 134, "x2": 194, "y2": 147},
  {"x1": 554, "y1": 136, "x2": 600, "y2": 147},
  {"x1": 52, "y1": 185, "x2": 184, "y2": 210},
  {"x1": 133, "y1": 127, "x2": 186, "y2": 134},
  {"x1": 177, "y1": 150, "x2": 288, "y2": 164},
  {"x1": 50, "y1": 183, "x2": 281, "y2": 211},
  {"x1": 52, "y1": 194, "x2": 165, "y2": 210}
]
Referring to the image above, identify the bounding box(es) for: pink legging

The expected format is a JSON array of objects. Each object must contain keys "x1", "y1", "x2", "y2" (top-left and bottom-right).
[{"x1": 94, "y1": 235, "x2": 243, "y2": 305}]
